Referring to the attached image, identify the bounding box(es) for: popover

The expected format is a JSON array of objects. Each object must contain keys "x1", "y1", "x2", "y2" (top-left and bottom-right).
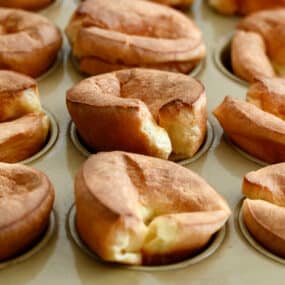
[
  {"x1": 75, "y1": 151, "x2": 231, "y2": 265},
  {"x1": 66, "y1": 68, "x2": 207, "y2": 160},
  {"x1": 66, "y1": 0, "x2": 206, "y2": 76},
  {"x1": 213, "y1": 96, "x2": 285, "y2": 164},
  {"x1": 0, "y1": 162, "x2": 54, "y2": 261},
  {"x1": 0, "y1": 8, "x2": 62, "y2": 77},
  {"x1": 0, "y1": 70, "x2": 49, "y2": 163},
  {"x1": 231, "y1": 9, "x2": 285, "y2": 82},
  {"x1": 242, "y1": 163, "x2": 285, "y2": 257}
]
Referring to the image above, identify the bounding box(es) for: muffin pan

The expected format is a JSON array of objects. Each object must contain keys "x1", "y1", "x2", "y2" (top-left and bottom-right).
[
  {"x1": 68, "y1": 120, "x2": 214, "y2": 166},
  {"x1": 1, "y1": 0, "x2": 284, "y2": 284}
]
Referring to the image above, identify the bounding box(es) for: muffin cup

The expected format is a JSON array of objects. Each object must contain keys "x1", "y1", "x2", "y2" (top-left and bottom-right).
[
  {"x1": 223, "y1": 134, "x2": 268, "y2": 166},
  {"x1": 68, "y1": 120, "x2": 214, "y2": 166},
  {"x1": 67, "y1": 203, "x2": 227, "y2": 271}
]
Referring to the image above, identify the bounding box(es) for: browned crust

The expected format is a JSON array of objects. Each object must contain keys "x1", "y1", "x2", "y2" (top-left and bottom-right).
[
  {"x1": 70, "y1": 100, "x2": 168, "y2": 157},
  {"x1": 231, "y1": 30, "x2": 275, "y2": 83},
  {"x1": 0, "y1": 8, "x2": 62, "y2": 77},
  {"x1": 213, "y1": 96, "x2": 285, "y2": 163},
  {"x1": 73, "y1": 25, "x2": 204, "y2": 64},
  {"x1": 66, "y1": 0, "x2": 205, "y2": 75},
  {"x1": 0, "y1": 162, "x2": 54, "y2": 261},
  {"x1": 0, "y1": 0, "x2": 55, "y2": 10},
  {"x1": 75, "y1": 151, "x2": 230, "y2": 265},
  {"x1": 67, "y1": 69, "x2": 205, "y2": 115},
  {"x1": 238, "y1": 0, "x2": 285, "y2": 15},
  {"x1": 242, "y1": 199, "x2": 285, "y2": 258}
]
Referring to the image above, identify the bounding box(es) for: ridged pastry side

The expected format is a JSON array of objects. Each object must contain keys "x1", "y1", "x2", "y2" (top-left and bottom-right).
[{"x1": 66, "y1": 0, "x2": 205, "y2": 75}]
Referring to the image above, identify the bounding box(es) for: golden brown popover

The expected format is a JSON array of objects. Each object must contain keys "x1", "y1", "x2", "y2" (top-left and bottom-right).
[
  {"x1": 213, "y1": 96, "x2": 285, "y2": 164},
  {"x1": 0, "y1": 162, "x2": 54, "y2": 261},
  {"x1": 75, "y1": 151, "x2": 231, "y2": 265},
  {"x1": 0, "y1": 8, "x2": 62, "y2": 77},
  {"x1": 242, "y1": 163, "x2": 285, "y2": 257},
  {"x1": 0, "y1": 70, "x2": 50, "y2": 163},
  {"x1": 231, "y1": 9, "x2": 285, "y2": 82},
  {"x1": 66, "y1": 0, "x2": 206, "y2": 76},
  {"x1": 66, "y1": 68, "x2": 207, "y2": 160},
  {"x1": 231, "y1": 31, "x2": 275, "y2": 83}
]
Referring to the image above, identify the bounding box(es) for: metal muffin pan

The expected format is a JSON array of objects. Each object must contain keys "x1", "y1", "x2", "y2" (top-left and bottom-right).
[{"x1": 0, "y1": 0, "x2": 284, "y2": 284}]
